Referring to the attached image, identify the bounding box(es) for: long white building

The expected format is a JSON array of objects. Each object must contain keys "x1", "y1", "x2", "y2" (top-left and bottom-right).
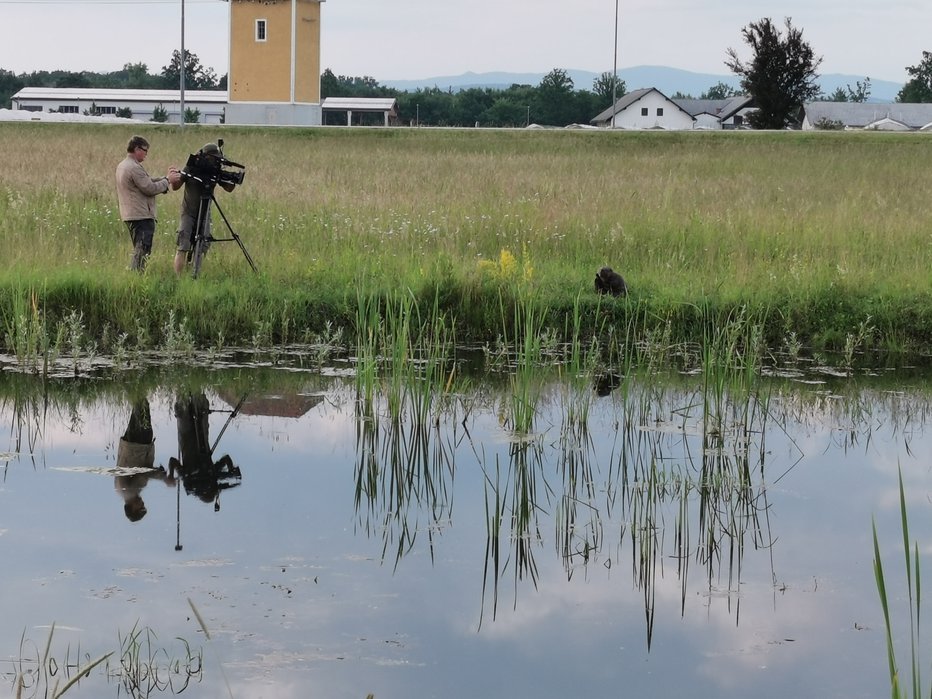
[{"x1": 11, "y1": 87, "x2": 228, "y2": 124}]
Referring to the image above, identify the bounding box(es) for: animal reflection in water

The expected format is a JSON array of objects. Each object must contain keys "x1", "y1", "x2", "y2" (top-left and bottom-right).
[{"x1": 169, "y1": 392, "x2": 243, "y2": 513}]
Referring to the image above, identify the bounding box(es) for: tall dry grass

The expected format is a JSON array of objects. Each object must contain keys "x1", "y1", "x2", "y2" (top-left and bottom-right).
[{"x1": 1, "y1": 122, "x2": 932, "y2": 350}]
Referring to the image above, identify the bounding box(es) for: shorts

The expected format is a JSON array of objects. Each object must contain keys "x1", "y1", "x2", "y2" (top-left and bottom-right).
[{"x1": 176, "y1": 213, "x2": 211, "y2": 253}]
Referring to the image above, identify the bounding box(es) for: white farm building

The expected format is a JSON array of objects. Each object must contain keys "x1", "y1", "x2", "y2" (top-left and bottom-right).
[
  {"x1": 10, "y1": 87, "x2": 227, "y2": 124},
  {"x1": 591, "y1": 88, "x2": 754, "y2": 130}
]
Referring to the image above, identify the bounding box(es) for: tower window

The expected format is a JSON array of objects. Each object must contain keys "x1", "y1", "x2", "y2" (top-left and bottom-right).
[{"x1": 256, "y1": 19, "x2": 267, "y2": 42}]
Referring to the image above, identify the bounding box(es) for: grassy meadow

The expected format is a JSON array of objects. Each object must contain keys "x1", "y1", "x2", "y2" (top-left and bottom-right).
[{"x1": 1, "y1": 121, "x2": 932, "y2": 356}]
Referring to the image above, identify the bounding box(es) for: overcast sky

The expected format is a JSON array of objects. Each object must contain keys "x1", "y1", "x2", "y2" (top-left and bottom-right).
[{"x1": 0, "y1": 0, "x2": 925, "y2": 84}]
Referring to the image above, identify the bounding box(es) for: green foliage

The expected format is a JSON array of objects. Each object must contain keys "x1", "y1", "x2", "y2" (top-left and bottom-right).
[
  {"x1": 160, "y1": 48, "x2": 219, "y2": 90},
  {"x1": 55, "y1": 70, "x2": 91, "y2": 88},
  {"x1": 726, "y1": 17, "x2": 822, "y2": 128},
  {"x1": 592, "y1": 71, "x2": 626, "y2": 106},
  {"x1": 822, "y1": 78, "x2": 871, "y2": 103},
  {"x1": 115, "y1": 106, "x2": 133, "y2": 119},
  {"x1": 183, "y1": 107, "x2": 201, "y2": 124},
  {"x1": 846, "y1": 78, "x2": 872, "y2": 102},
  {"x1": 814, "y1": 116, "x2": 845, "y2": 130},
  {"x1": 898, "y1": 50, "x2": 932, "y2": 103},
  {"x1": 320, "y1": 68, "x2": 385, "y2": 98},
  {"x1": 701, "y1": 81, "x2": 741, "y2": 100},
  {"x1": 0, "y1": 67, "x2": 25, "y2": 109},
  {"x1": 151, "y1": 103, "x2": 168, "y2": 123},
  {"x1": 533, "y1": 68, "x2": 576, "y2": 126}
]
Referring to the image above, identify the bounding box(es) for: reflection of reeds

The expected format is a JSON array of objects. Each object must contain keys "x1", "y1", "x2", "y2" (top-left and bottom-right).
[
  {"x1": 8, "y1": 622, "x2": 207, "y2": 698},
  {"x1": 553, "y1": 353, "x2": 778, "y2": 648},
  {"x1": 115, "y1": 620, "x2": 204, "y2": 697},
  {"x1": 354, "y1": 405, "x2": 456, "y2": 569},
  {"x1": 352, "y1": 289, "x2": 459, "y2": 568},
  {"x1": 480, "y1": 442, "x2": 545, "y2": 626}
]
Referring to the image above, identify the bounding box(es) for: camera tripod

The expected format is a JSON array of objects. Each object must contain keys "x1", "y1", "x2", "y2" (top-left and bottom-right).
[{"x1": 189, "y1": 182, "x2": 258, "y2": 279}]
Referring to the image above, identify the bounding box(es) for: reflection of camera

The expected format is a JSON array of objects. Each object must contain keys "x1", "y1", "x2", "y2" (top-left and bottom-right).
[{"x1": 183, "y1": 139, "x2": 246, "y2": 188}]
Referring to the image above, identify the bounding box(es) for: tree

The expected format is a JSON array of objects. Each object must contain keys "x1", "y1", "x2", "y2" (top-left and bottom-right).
[
  {"x1": 451, "y1": 87, "x2": 497, "y2": 126},
  {"x1": 485, "y1": 96, "x2": 530, "y2": 127},
  {"x1": 320, "y1": 68, "x2": 387, "y2": 98},
  {"x1": 55, "y1": 71, "x2": 90, "y2": 88},
  {"x1": 320, "y1": 68, "x2": 340, "y2": 98},
  {"x1": 184, "y1": 107, "x2": 201, "y2": 123},
  {"x1": 845, "y1": 78, "x2": 871, "y2": 102},
  {"x1": 897, "y1": 51, "x2": 932, "y2": 102},
  {"x1": 701, "y1": 81, "x2": 740, "y2": 100},
  {"x1": 725, "y1": 17, "x2": 822, "y2": 128},
  {"x1": 151, "y1": 104, "x2": 169, "y2": 123},
  {"x1": 0, "y1": 68, "x2": 25, "y2": 109},
  {"x1": 161, "y1": 49, "x2": 219, "y2": 90},
  {"x1": 534, "y1": 68, "x2": 576, "y2": 126},
  {"x1": 395, "y1": 87, "x2": 454, "y2": 126},
  {"x1": 592, "y1": 71, "x2": 626, "y2": 109}
]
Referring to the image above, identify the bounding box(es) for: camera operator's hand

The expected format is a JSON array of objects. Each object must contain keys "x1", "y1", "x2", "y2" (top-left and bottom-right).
[{"x1": 167, "y1": 167, "x2": 184, "y2": 190}]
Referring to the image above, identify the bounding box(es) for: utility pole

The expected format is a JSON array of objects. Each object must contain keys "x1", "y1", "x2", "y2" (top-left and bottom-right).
[
  {"x1": 180, "y1": 0, "x2": 186, "y2": 127},
  {"x1": 611, "y1": 0, "x2": 619, "y2": 129}
]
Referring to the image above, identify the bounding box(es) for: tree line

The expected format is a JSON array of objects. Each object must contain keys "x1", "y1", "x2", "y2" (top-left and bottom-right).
[
  {"x1": 0, "y1": 50, "x2": 223, "y2": 113},
  {"x1": 4, "y1": 25, "x2": 932, "y2": 129}
]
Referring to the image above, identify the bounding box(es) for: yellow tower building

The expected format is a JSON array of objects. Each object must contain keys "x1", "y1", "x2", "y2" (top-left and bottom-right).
[{"x1": 225, "y1": 0, "x2": 324, "y2": 126}]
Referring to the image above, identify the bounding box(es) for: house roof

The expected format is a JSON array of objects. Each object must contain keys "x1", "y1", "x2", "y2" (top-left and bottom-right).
[
  {"x1": 590, "y1": 87, "x2": 695, "y2": 125},
  {"x1": 217, "y1": 390, "x2": 324, "y2": 418},
  {"x1": 12, "y1": 87, "x2": 228, "y2": 103},
  {"x1": 804, "y1": 102, "x2": 932, "y2": 129},
  {"x1": 673, "y1": 96, "x2": 752, "y2": 119}
]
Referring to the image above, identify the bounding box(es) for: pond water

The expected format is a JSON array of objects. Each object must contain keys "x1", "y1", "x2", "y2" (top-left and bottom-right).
[{"x1": 1, "y1": 354, "x2": 931, "y2": 698}]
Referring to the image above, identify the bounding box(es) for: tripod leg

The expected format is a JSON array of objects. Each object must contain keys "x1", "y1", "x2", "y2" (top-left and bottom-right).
[
  {"x1": 192, "y1": 234, "x2": 207, "y2": 279},
  {"x1": 211, "y1": 196, "x2": 259, "y2": 274},
  {"x1": 191, "y1": 195, "x2": 212, "y2": 279}
]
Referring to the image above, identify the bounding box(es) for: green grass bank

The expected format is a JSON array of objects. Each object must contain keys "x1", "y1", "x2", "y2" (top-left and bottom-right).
[{"x1": 2, "y1": 122, "x2": 932, "y2": 356}]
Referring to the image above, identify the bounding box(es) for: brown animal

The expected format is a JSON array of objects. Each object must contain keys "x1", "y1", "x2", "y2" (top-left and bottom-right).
[{"x1": 594, "y1": 267, "x2": 627, "y2": 297}]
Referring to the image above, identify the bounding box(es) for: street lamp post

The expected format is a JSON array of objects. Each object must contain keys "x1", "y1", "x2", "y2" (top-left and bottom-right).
[
  {"x1": 611, "y1": 0, "x2": 619, "y2": 129},
  {"x1": 180, "y1": 0, "x2": 186, "y2": 127}
]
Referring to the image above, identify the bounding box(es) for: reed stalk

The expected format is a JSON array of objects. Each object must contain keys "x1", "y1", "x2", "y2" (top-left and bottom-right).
[{"x1": 873, "y1": 466, "x2": 923, "y2": 699}]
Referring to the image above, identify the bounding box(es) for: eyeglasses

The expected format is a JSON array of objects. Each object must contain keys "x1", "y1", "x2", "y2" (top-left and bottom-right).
[{"x1": 137, "y1": 146, "x2": 149, "y2": 153}]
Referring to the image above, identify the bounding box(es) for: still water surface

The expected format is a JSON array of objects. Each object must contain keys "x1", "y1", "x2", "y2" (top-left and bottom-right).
[{"x1": 1, "y1": 358, "x2": 930, "y2": 698}]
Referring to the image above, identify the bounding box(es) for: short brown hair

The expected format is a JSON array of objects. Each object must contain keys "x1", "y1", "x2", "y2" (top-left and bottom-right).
[{"x1": 127, "y1": 135, "x2": 149, "y2": 153}]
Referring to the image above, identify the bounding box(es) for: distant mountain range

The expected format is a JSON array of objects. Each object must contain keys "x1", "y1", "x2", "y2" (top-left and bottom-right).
[{"x1": 382, "y1": 65, "x2": 903, "y2": 103}]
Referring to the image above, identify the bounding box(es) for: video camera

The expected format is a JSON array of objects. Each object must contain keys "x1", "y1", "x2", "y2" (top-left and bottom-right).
[{"x1": 182, "y1": 138, "x2": 245, "y2": 188}]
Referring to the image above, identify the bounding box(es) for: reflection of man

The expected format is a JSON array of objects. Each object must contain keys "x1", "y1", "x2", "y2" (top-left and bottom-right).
[
  {"x1": 169, "y1": 392, "x2": 241, "y2": 511},
  {"x1": 114, "y1": 398, "x2": 169, "y2": 522}
]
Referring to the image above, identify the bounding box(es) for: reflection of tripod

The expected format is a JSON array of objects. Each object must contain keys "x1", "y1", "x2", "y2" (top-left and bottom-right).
[
  {"x1": 190, "y1": 180, "x2": 258, "y2": 279},
  {"x1": 173, "y1": 392, "x2": 247, "y2": 551}
]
